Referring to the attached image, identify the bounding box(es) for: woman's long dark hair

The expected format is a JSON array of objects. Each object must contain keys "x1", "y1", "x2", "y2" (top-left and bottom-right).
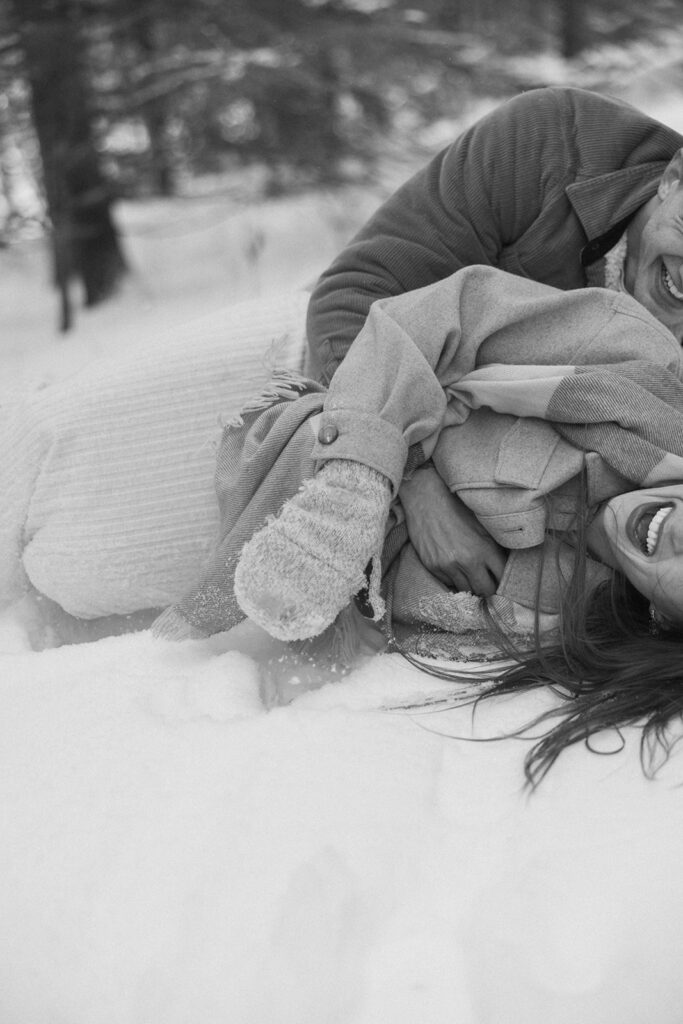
[
  {"x1": 398, "y1": 477, "x2": 683, "y2": 789},
  {"x1": 489, "y1": 560, "x2": 683, "y2": 788}
]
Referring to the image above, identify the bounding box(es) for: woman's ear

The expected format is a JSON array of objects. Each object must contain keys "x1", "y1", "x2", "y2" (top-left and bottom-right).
[{"x1": 657, "y1": 148, "x2": 683, "y2": 200}]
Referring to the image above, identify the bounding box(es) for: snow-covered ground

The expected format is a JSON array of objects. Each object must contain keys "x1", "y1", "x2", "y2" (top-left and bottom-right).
[{"x1": 2, "y1": 93, "x2": 683, "y2": 1023}]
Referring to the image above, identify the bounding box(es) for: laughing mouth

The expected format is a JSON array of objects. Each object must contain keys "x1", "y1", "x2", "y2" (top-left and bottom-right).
[
  {"x1": 662, "y1": 264, "x2": 683, "y2": 301},
  {"x1": 632, "y1": 504, "x2": 674, "y2": 555}
]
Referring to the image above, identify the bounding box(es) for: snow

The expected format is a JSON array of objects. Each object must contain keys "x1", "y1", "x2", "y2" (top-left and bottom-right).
[
  {"x1": 2, "y1": 102, "x2": 683, "y2": 1023},
  {"x1": 3, "y1": 618, "x2": 683, "y2": 1022}
]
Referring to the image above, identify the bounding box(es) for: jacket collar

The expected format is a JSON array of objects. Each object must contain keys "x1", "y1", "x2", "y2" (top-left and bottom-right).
[{"x1": 567, "y1": 163, "x2": 665, "y2": 265}]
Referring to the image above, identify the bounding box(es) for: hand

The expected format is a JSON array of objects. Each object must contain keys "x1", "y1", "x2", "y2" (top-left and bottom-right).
[{"x1": 398, "y1": 464, "x2": 507, "y2": 597}]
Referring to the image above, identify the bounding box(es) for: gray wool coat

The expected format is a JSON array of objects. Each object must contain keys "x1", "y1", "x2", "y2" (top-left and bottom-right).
[{"x1": 312, "y1": 266, "x2": 683, "y2": 617}]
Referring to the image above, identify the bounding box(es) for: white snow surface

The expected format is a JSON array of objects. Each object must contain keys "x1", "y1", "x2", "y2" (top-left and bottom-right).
[{"x1": 3, "y1": 120, "x2": 683, "y2": 1022}]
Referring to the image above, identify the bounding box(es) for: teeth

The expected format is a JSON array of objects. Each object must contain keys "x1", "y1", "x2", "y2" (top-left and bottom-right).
[
  {"x1": 663, "y1": 266, "x2": 683, "y2": 301},
  {"x1": 646, "y1": 505, "x2": 672, "y2": 554}
]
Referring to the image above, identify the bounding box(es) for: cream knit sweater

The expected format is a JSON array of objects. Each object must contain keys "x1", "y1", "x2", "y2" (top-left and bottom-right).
[{"x1": 0, "y1": 291, "x2": 308, "y2": 618}]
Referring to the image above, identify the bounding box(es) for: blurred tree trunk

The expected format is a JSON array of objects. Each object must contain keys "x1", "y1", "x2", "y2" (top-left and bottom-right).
[
  {"x1": 12, "y1": 0, "x2": 126, "y2": 330},
  {"x1": 431, "y1": 0, "x2": 465, "y2": 31},
  {"x1": 134, "y1": 10, "x2": 180, "y2": 196},
  {"x1": 558, "y1": 0, "x2": 587, "y2": 57},
  {"x1": 308, "y1": 44, "x2": 344, "y2": 183}
]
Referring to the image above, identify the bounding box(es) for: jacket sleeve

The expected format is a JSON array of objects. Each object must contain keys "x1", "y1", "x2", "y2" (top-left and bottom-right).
[{"x1": 306, "y1": 87, "x2": 577, "y2": 382}]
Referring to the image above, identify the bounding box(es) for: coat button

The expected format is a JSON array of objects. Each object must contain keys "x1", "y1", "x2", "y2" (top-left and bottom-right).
[{"x1": 318, "y1": 424, "x2": 339, "y2": 444}]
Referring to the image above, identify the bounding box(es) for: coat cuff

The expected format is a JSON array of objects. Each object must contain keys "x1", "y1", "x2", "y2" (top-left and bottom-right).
[{"x1": 310, "y1": 409, "x2": 408, "y2": 495}]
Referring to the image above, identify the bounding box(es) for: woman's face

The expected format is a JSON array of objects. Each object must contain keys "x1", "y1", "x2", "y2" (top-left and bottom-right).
[{"x1": 595, "y1": 484, "x2": 683, "y2": 622}]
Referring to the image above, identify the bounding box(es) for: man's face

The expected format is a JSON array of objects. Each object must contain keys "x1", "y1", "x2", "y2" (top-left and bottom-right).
[{"x1": 627, "y1": 153, "x2": 683, "y2": 343}]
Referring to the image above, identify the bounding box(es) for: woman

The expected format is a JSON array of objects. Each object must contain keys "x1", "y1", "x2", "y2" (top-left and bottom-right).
[{"x1": 156, "y1": 265, "x2": 683, "y2": 784}]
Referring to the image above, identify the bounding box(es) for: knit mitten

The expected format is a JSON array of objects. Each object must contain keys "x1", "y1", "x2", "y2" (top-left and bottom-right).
[{"x1": 234, "y1": 459, "x2": 392, "y2": 641}]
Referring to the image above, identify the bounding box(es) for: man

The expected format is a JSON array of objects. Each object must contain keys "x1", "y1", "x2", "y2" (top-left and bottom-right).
[
  {"x1": 307, "y1": 86, "x2": 683, "y2": 382},
  {"x1": 302, "y1": 86, "x2": 683, "y2": 597}
]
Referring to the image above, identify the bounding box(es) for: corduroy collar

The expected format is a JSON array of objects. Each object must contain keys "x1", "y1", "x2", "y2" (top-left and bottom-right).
[{"x1": 566, "y1": 162, "x2": 665, "y2": 267}]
